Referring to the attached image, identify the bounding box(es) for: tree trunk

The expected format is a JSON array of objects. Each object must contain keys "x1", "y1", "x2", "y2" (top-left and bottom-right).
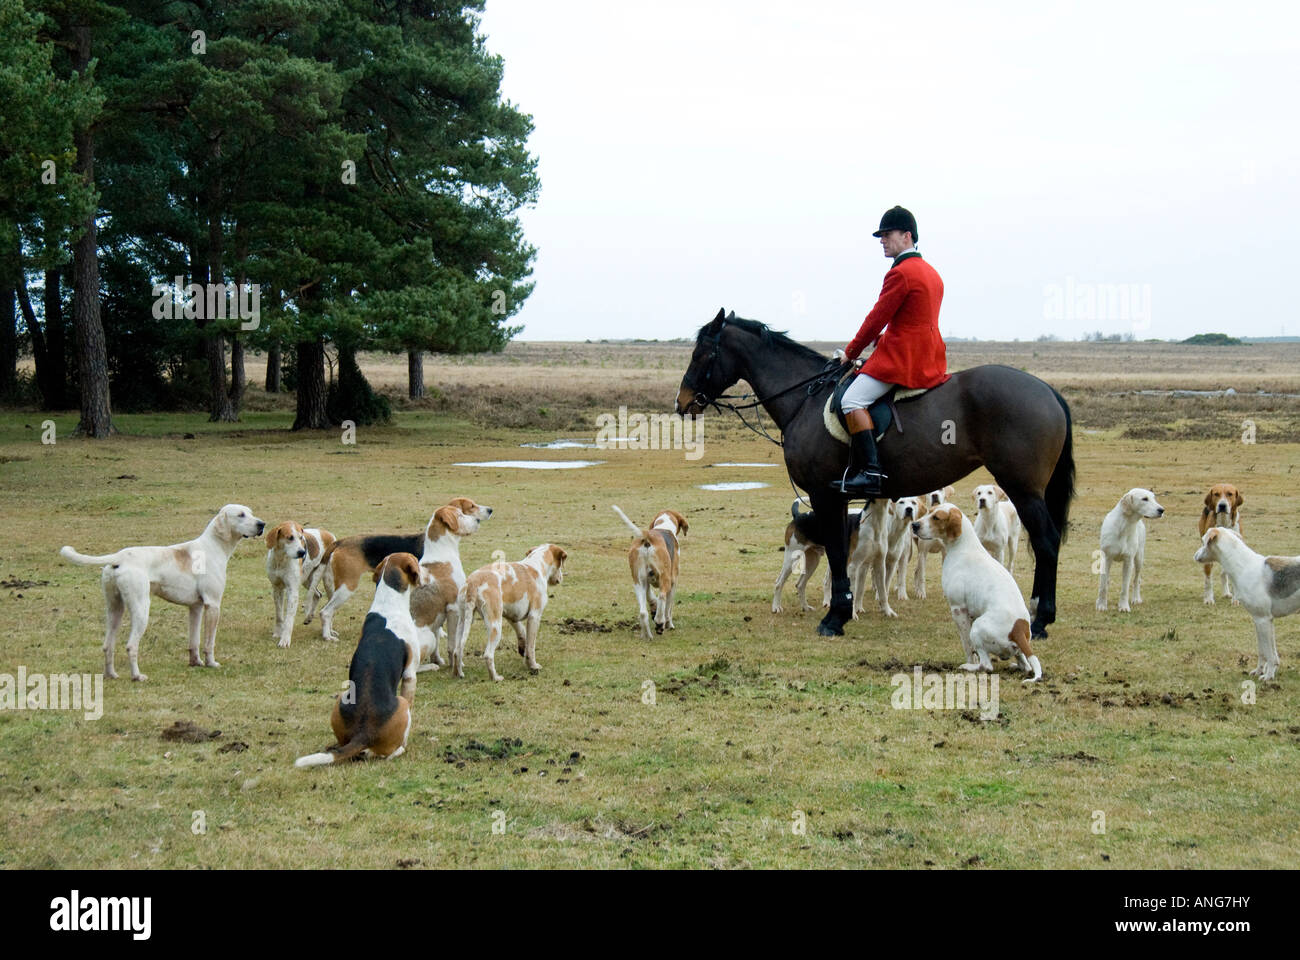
[
  {"x1": 265, "y1": 344, "x2": 281, "y2": 392},
  {"x1": 292, "y1": 338, "x2": 330, "y2": 429},
  {"x1": 205, "y1": 198, "x2": 236, "y2": 422},
  {"x1": 0, "y1": 286, "x2": 16, "y2": 396},
  {"x1": 408, "y1": 349, "x2": 424, "y2": 398},
  {"x1": 228, "y1": 336, "x2": 245, "y2": 408},
  {"x1": 70, "y1": 25, "x2": 113, "y2": 437},
  {"x1": 43, "y1": 268, "x2": 68, "y2": 409}
]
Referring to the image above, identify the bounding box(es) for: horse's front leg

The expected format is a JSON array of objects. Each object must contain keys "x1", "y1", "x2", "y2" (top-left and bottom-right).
[{"x1": 811, "y1": 492, "x2": 853, "y2": 636}]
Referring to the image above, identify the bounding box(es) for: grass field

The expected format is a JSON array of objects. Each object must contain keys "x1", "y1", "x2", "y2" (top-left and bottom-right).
[{"x1": 2, "y1": 339, "x2": 1299, "y2": 868}]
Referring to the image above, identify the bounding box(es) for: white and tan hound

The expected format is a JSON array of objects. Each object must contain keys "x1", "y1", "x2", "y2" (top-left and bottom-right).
[
  {"x1": 914, "y1": 504, "x2": 1042, "y2": 681},
  {"x1": 1194, "y1": 528, "x2": 1299, "y2": 682},
  {"x1": 59, "y1": 504, "x2": 265, "y2": 681},
  {"x1": 887, "y1": 497, "x2": 925, "y2": 600},
  {"x1": 409, "y1": 499, "x2": 494, "y2": 669},
  {"x1": 613, "y1": 506, "x2": 688, "y2": 639},
  {"x1": 295, "y1": 553, "x2": 432, "y2": 766},
  {"x1": 1199, "y1": 483, "x2": 1244, "y2": 605},
  {"x1": 773, "y1": 501, "x2": 828, "y2": 613},
  {"x1": 266, "y1": 522, "x2": 336, "y2": 648},
  {"x1": 972, "y1": 484, "x2": 1022, "y2": 574},
  {"x1": 910, "y1": 486, "x2": 955, "y2": 598},
  {"x1": 305, "y1": 497, "x2": 492, "y2": 642},
  {"x1": 452, "y1": 544, "x2": 567, "y2": 681},
  {"x1": 1096, "y1": 487, "x2": 1164, "y2": 612}
]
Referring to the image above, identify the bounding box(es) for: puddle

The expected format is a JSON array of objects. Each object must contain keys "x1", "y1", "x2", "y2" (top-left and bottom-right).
[
  {"x1": 454, "y1": 460, "x2": 606, "y2": 470},
  {"x1": 520, "y1": 439, "x2": 601, "y2": 449},
  {"x1": 1120, "y1": 389, "x2": 1300, "y2": 399},
  {"x1": 697, "y1": 482, "x2": 771, "y2": 491},
  {"x1": 710, "y1": 462, "x2": 778, "y2": 468}
]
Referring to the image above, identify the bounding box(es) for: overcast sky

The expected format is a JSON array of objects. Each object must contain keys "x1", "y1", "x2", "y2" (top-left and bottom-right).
[{"x1": 478, "y1": 1, "x2": 1299, "y2": 343}]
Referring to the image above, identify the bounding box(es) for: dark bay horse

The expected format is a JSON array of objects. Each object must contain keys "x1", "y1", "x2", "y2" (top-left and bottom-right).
[{"x1": 675, "y1": 309, "x2": 1074, "y2": 639}]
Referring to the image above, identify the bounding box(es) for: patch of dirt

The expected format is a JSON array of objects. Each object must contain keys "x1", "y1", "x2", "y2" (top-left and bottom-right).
[
  {"x1": 161, "y1": 720, "x2": 221, "y2": 742},
  {"x1": 442, "y1": 737, "x2": 529, "y2": 763},
  {"x1": 1053, "y1": 751, "x2": 1101, "y2": 763},
  {"x1": 217, "y1": 741, "x2": 249, "y2": 754},
  {"x1": 1, "y1": 577, "x2": 51, "y2": 589},
  {"x1": 556, "y1": 617, "x2": 613, "y2": 634}
]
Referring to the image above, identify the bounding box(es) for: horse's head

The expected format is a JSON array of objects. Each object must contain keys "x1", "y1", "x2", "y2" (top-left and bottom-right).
[{"x1": 676, "y1": 308, "x2": 742, "y2": 417}]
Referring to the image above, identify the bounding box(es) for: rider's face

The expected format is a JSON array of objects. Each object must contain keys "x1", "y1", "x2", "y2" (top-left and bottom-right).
[{"x1": 879, "y1": 230, "x2": 912, "y2": 258}]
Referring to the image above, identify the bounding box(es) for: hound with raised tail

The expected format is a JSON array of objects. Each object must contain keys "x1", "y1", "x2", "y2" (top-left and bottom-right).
[
  {"x1": 265, "y1": 522, "x2": 335, "y2": 648},
  {"x1": 1199, "y1": 483, "x2": 1244, "y2": 605},
  {"x1": 913, "y1": 504, "x2": 1042, "y2": 681},
  {"x1": 1096, "y1": 488, "x2": 1164, "y2": 612},
  {"x1": 773, "y1": 501, "x2": 825, "y2": 613},
  {"x1": 304, "y1": 497, "x2": 492, "y2": 643},
  {"x1": 910, "y1": 486, "x2": 955, "y2": 598},
  {"x1": 295, "y1": 553, "x2": 432, "y2": 767},
  {"x1": 612, "y1": 506, "x2": 688, "y2": 639},
  {"x1": 452, "y1": 544, "x2": 568, "y2": 681},
  {"x1": 972, "y1": 484, "x2": 1022, "y2": 574},
  {"x1": 1193, "y1": 528, "x2": 1298, "y2": 682},
  {"x1": 59, "y1": 504, "x2": 265, "y2": 681}
]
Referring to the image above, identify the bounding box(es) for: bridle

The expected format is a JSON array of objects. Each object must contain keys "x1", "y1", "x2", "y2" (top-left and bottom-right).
[{"x1": 682, "y1": 317, "x2": 848, "y2": 446}]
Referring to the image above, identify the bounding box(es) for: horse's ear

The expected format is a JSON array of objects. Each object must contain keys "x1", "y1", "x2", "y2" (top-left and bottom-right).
[
  {"x1": 726, "y1": 310, "x2": 735, "y2": 320},
  {"x1": 713, "y1": 308, "x2": 726, "y2": 322}
]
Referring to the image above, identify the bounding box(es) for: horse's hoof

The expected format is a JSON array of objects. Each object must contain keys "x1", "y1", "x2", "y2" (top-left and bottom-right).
[
  {"x1": 816, "y1": 622, "x2": 843, "y2": 637},
  {"x1": 1031, "y1": 622, "x2": 1048, "y2": 639}
]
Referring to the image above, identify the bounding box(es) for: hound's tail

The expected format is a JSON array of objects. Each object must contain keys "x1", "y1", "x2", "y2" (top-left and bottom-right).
[
  {"x1": 294, "y1": 731, "x2": 369, "y2": 768},
  {"x1": 304, "y1": 541, "x2": 339, "y2": 607},
  {"x1": 611, "y1": 506, "x2": 648, "y2": 543},
  {"x1": 59, "y1": 545, "x2": 123, "y2": 566},
  {"x1": 790, "y1": 499, "x2": 804, "y2": 521}
]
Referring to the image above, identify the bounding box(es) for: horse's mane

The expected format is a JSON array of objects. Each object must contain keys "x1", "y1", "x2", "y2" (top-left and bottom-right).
[{"x1": 698, "y1": 315, "x2": 827, "y2": 365}]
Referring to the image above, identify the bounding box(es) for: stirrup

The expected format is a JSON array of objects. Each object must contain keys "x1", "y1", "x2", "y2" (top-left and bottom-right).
[{"x1": 831, "y1": 466, "x2": 886, "y2": 497}]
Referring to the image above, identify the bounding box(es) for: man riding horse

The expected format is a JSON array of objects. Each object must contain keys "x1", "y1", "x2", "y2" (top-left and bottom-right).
[{"x1": 834, "y1": 205, "x2": 949, "y2": 498}]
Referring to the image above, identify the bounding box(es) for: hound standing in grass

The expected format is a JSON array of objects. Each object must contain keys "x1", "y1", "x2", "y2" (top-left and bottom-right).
[
  {"x1": 972, "y1": 484, "x2": 1022, "y2": 574},
  {"x1": 1194, "y1": 528, "x2": 1298, "y2": 682},
  {"x1": 59, "y1": 504, "x2": 265, "y2": 681},
  {"x1": 266, "y1": 522, "x2": 335, "y2": 648},
  {"x1": 612, "y1": 506, "x2": 687, "y2": 639},
  {"x1": 1199, "y1": 483, "x2": 1244, "y2": 605},
  {"x1": 1096, "y1": 488, "x2": 1165, "y2": 612},
  {"x1": 452, "y1": 544, "x2": 568, "y2": 681},
  {"x1": 913, "y1": 504, "x2": 1042, "y2": 681}
]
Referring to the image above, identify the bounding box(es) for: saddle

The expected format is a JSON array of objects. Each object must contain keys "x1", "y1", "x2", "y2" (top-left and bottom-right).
[{"x1": 823, "y1": 368, "x2": 931, "y2": 446}]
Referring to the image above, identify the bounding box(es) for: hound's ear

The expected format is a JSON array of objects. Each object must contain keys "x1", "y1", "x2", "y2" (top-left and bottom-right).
[
  {"x1": 402, "y1": 555, "x2": 422, "y2": 587},
  {"x1": 555, "y1": 546, "x2": 568, "y2": 567},
  {"x1": 994, "y1": 485, "x2": 1007, "y2": 501},
  {"x1": 266, "y1": 524, "x2": 281, "y2": 549},
  {"x1": 372, "y1": 557, "x2": 387, "y2": 584},
  {"x1": 1234, "y1": 490, "x2": 1244, "y2": 507},
  {"x1": 671, "y1": 511, "x2": 689, "y2": 536},
  {"x1": 434, "y1": 505, "x2": 459, "y2": 532},
  {"x1": 916, "y1": 500, "x2": 929, "y2": 517},
  {"x1": 1203, "y1": 490, "x2": 1215, "y2": 508}
]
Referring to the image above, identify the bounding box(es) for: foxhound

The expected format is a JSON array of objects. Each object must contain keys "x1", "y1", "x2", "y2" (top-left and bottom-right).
[
  {"x1": 59, "y1": 504, "x2": 265, "y2": 681},
  {"x1": 1199, "y1": 483, "x2": 1244, "y2": 605},
  {"x1": 265, "y1": 522, "x2": 335, "y2": 648},
  {"x1": 972, "y1": 484, "x2": 1022, "y2": 574},
  {"x1": 1194, "y1": 528, "x2": 1298, "y2": 682},
  {"x1": 452, "y1": 544, "x2": 568, "y2": 681},
  {"x1": 612, "y1": 506, "x2": 688, "y2": 639},
  {"x1": 910, "y1": 486, "x2": 955, "y2": 598},
  {"x1": 774, "y1": 501, "x2": 824, "y2": 613},
  {"x1": 304, "y1": 497, "x2": 492, "y2": 642},
  {"x1": 1095, "y1": 487, "x2": 1164, "y2": 612},
  {"x1": 409, "y1": 499, "x2": 494, "y2": 669},
  {"x1": 887, "y1": 497, "x2": 925, "y2": 600},
  {"x1": 914, "y1": 504, "x2": 1042, "y2": 681},
  {"x1": 295, "y1": 553, "x2": 432, "y2": 766}
]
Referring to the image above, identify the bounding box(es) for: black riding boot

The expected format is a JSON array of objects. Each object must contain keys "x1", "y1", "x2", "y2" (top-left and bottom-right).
[{"x1": 834, "y1": 427, "x2": 886, "y2": 497}]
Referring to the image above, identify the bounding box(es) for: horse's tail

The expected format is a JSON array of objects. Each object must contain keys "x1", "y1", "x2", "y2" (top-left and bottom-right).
[{"x1": 1045, "y1": 388, "x2": 1075, "y2": 545}]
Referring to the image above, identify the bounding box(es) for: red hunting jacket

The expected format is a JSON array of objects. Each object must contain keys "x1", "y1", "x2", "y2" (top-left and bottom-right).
[{"x1": 845, "y1": 252, "x2": 949, "y2": 389}]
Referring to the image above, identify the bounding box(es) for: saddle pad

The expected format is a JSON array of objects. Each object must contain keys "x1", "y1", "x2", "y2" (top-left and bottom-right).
[{"x1": 822, "y1": 381, "x2": 933, "y2": 446}]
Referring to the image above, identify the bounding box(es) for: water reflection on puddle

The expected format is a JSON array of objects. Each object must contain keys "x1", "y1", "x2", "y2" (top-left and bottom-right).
[
  {"x1": 697, "y1": 482, "x2": 770, "y2": 491},
  {"x1": 454, "y1": 460, "x2": 606, "y2": 470}
]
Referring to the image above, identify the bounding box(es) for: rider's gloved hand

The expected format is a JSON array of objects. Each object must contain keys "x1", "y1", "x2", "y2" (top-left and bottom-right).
[{"x1": 833, "y1": 348, "x2": 846, "y2": 362}]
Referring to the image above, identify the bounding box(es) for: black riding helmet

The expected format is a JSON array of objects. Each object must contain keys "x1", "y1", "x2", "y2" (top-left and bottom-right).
[{"x1": 871, "y1": 205, "x2": 918, "y2": 243}]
